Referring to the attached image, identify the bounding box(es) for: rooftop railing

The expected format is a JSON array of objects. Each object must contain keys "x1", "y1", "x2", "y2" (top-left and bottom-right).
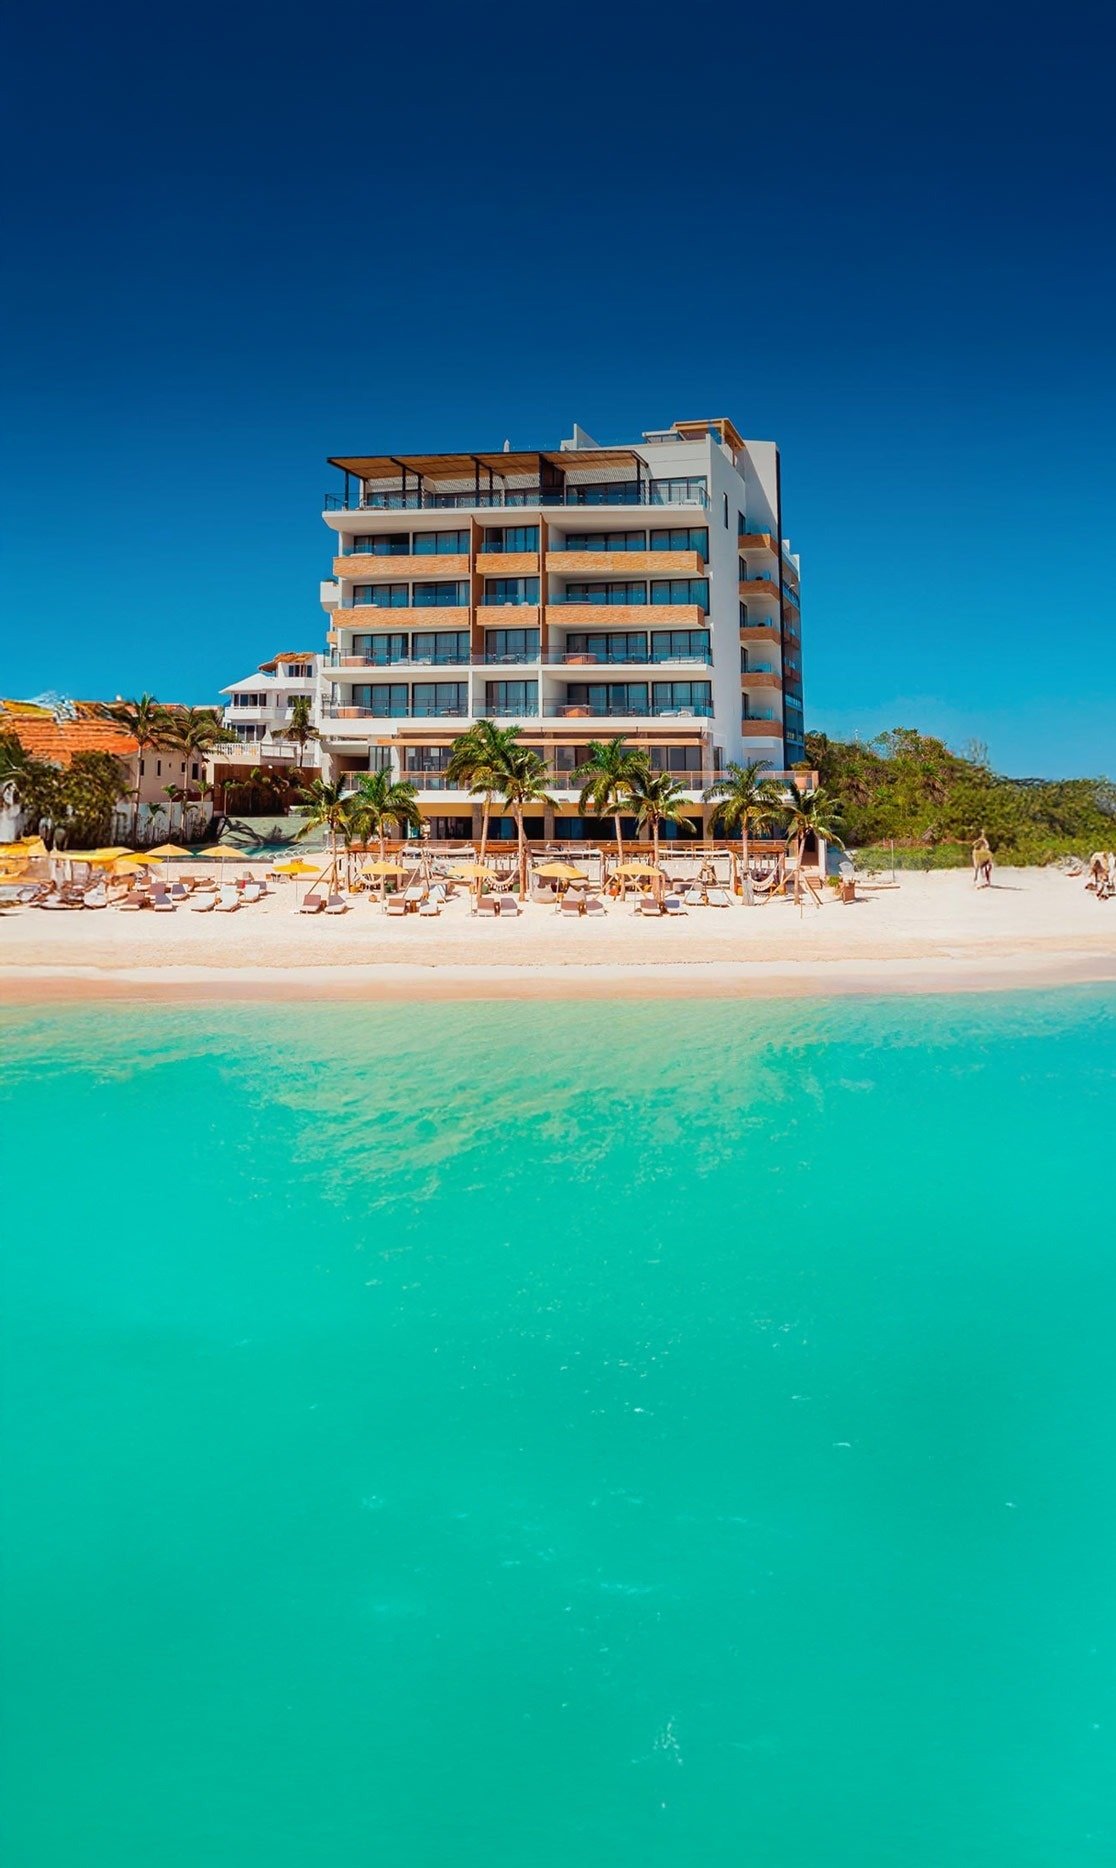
[
  {"x1": 543, "y1": 649, "x2": 712, "y2": 667},
  {"x1": 325, "y1": 482, "x2": 710, "y2": 514},
  {"x1": 543, "y1": 702, "x2": 713, "y2": 719}
]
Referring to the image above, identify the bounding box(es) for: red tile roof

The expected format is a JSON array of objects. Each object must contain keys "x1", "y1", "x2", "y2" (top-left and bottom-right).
[{"x1": 0, "y1": 713, "x2": 138, "y2": 766}]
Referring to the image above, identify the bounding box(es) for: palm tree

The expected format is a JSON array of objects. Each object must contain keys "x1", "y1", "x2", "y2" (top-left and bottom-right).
[
  {"x1": 446, "y1": 720, "x2": 521, "y2": 862},
  {"x1": 703, "y1": 759, "x2": 786, "y2": 900},
  {"x1": 572, "y1": 736, "x2": 646, "y2": 865},
  {"x1": 781, "y1": 784, "x2": 846, "y2": 904},
  {"x1": 295, "y1": 777, "x2": 350, "y2": 878},
  {"x1": 497, "y1": 748, "x2": 556, "y2": 898},
  {"x1": 346, "y1": 770, "x2": 422, "y2": 892},
  {"x1": 284, "y1": 694, "x2": 320, "y2": 770},
  {"x1": 625, "y1": 767, "x2": 696, "y2": 868},
  {"x1": 110, "y1": 694, "x2": 171, "y2": 843}
]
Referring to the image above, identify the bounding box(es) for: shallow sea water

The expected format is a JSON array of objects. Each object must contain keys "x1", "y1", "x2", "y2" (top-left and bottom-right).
[{"x1": 2, "y1": 989, "x2": 1114, "y2": 1866}]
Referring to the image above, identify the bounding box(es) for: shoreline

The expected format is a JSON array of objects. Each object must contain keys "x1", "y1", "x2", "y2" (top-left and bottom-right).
[{"x1": 2, "y1": 949, "x2": 1113, "y2": 1006}]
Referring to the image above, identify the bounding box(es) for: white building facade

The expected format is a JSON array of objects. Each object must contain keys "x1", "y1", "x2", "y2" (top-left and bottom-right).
[
  {"x1": 217, "y1": 651, "x2": 324, "y2": 771},
  {"x1": 316, "y1": 419, "x2": 804, "y2": 840}
]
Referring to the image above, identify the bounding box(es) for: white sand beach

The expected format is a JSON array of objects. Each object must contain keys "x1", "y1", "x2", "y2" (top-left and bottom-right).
[{"x1": 1, "y1": 866, "x2": 1113, "y2": 1002}]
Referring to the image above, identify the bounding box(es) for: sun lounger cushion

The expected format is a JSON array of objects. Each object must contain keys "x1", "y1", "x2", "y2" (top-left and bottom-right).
[
  {"x1": 497, "y1": 896, "x2": 521, "y2": 915},
  {"x1": 385, "y1": 896, "x2": 407, "y2": 916},
  {"x1": 300, "y1": 893, "x2": 325, "y2": 914},
  {"x1": 190, "y1": 893, "x2": 216, "y2": 912},
  {"x1": 324, "y1": 894, "x2": 348, "y2": 913}
]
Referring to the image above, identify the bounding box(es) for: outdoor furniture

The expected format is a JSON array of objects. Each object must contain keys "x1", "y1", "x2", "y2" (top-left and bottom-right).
[
  {"x1": 475, "y1": 896, "x2": 498, "y2": 916},
  {"x1": 403, "y1": 886, "x2": 425, "y2": 911},
  {"x1": 300, "y1": 892, "x2": 325, "y2": 914},
  {"x1": 497, "y1": 896, "x2": 521, "y2": 916},
  {"x1": 241, "y1": 882, "x2": 264, "y2": 903},
  {"x1": 151, "y1": 891, "x2": 176, "y2": 912},
  {"x1": 384, "y1": 896, "x2": 407, "y2": 916},
  {"x1": 583, "y1": 895, "x2": 606, "y2": 916},
  {"x1": 664, "y1": 896, "x2": 686, "y2": 915},
  {"x1": 707, "y1": 888, "x2": 731, "y2": 908},
  {"x1": 215, "y1": 886, "x2": 240, "y2": 912},
  {"x1": 189, "y1": 892, "x2": 216, "y2": 912},
  {"x1": 683, "y1": 888, "x2": 705, "y2": 906},
  {"x1": 560, "y1": 896, "x2": 583, "y2": 918},
  {"x1": 116, "y1": 892, "x2": 147, "y2": 912},
  {"x1": 418, "y1": 898, "x2": 441, "y2": 917},
  {"x1": 324, "y1": 893, "x2": 349, "y2": 914},
  {"x1": 169, "y1": 882, "x2": 190, "y2": 901},
  {"x1": 638, "y1": 896, "x2": 664, "y2": 917}
]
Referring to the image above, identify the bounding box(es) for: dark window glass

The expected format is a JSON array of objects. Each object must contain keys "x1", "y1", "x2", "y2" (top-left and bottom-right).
[
  {"x1": 562, "y1": 581, "x2": 647, "y2": 605},
  {"x1": 563, "y1": 530, "x2": 646, "y2": 551},
  {"x1": 564, "y1": 682, "x2": 649, "y2": 713},
  {"x1": 564, "y1": 632, "x2": 648, "y2": 661},
  {"x1": 483, "y1": 577, "x2": 539, "y2": 605},
  {"x1": 650, "y1": 579, "x2": 709, "y2": 609},
  {"x1": 650, "y1": 681, "x2": 711, "y2": 713},
  {"x1": 650, "y1": 745, "x2": 702, "y2": 773},
  {"x1": 649, "y1": 527, "x2": 708, "y2": 557},
  {"x1": 410, "y1": 631, "x2": 469, "y2": 664},
  {"x1": 412, "y1": 682, "x2": 467, "y2": 716},
  {"x1": 412, "y1": 581, "x2": 469, "y2": 607},
  {"x1": 353, "y1": 583, "x2": 409, "y2": 608},
  {"x1": 567, "y1": 480, "x2": 642, "y2": 505},
  {"x1": 352, "y1": 631, "x2": 407, "y2": 663},
  {"x1": 352, "y1": 533, "x2": 409, "y2": 555},
  {"x1": 352, "y1": 683, "x2": 408, "y2": 716},
  {"x1": 485, "y1": 681, "x2": 538, "y2": 715},
  {"x1": 482, "y1": 525, "x2": 539, "y2": 552},
  {"x1": 485, "y1": 628, "x2": 539, "y2": 660},
  {"x1": 649, "y1": 476, "x2": 707, "y2": 505},
  {"x1": 650, "y1": 629, "x2": 710, "y2": 661},
  {"x1": 412, "y1": 530, "x2": 469, "y2": 555}
]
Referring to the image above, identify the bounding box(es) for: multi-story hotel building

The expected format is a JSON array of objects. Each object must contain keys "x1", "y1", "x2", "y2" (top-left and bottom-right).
[
  {"x1": 216, "y1": 651, "x2": 324, "y2": 770},
  {"x1": 317, "y1": 419, "x2": 803, "y2": 840}
]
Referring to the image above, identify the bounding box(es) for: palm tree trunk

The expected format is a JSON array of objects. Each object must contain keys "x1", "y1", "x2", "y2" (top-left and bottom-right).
[
  {"x1": 479, "y1": 793, "x2": 491, "y2": 863},
  {"x1": 740, "y1": 822, "x2": 754, "y2": 905},
  {"x1": 516, "y1": 808, "x2": 526, "y2": 899},
  {"x1": 613, "y1": 811, "x2": 624, "y2": 868}
]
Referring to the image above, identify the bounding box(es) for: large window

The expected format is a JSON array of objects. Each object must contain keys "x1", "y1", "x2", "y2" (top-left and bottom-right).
[
  {"x1": 650, "y1": 527, "x2": 708, "y2": 557},
  {"x1": 485, "y1": 627, "x2": 539, "y2": 661},
  {"x1": 412, "y1": 682, "x2": 467, "y2": 716},
  {"x1": 352, "y1": 683, "x2": 408, "y2": 716},
  {"x1": 650, "y1": 579, "x2": 709, "y2": 609},
  {"x1": 482, "y1": 525, "x2": 539, "y2": 552},
  {"x1": 412, "y1": 529, "x2": 469, "y2": 555},
  {"x1": 410, "y1": 630, "x2": 469, "y2": 664},
  {"x1": 230, "y1": 692, "x2": 266, "y2": 707},
  {"x1": 651, "y1": 681, "x2": 712, "y2": 714},
  {"x1": 650, "y1": 745, "x2": 703, "y2": 773},
  {"x1": 564, "y1": 682, "x2": 649, "y2": 714},
  {"x1": 353, "y1": 583, "x2": 409, "y2": 608},
  {"x1": 650, "y1": 629, "x2": 711, "y2": 662},
  {"x1": 485, "y1": 681, "x2": 538, "y2": 716},
  {"x1": 483, "y1": 577, "x2": 539, "y2": 606},
  {"x1": 563, "y1": 530, "x2": 646, "y2": 552},
  {"x1": 412, "y1": 581, "x2": 469, "y2": 608},
  {"x1": 567, "y1": 480, "x2": 642, "y2": 506},
  {"x1": 352, "y1": 533, "x2": 409, "y2": 555},
  {"x1": 562, "y1": 581, "x2": 646, "y2": 605},
  {"x1": 351, "y1": 631, "x2": 408, "y2": 664},
  {"x1": 649, "y1": 476, "x2": 707, "y2": 505},
  {"x1": 564, "y1": 631, "x2": 648, "y2": 662}
]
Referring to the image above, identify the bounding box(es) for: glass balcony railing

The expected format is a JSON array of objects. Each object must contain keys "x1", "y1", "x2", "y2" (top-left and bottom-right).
[
  {"x1": 543, "y1": 649, "x2": 713, "y2": 667},
  {"x1": 325, "y1": 705, "x2": 468, "y2": 721},
  {"x1": 543, "y1": 702, "x2": 713, "y2": 719},
  {"x1": 325, "y1": 481, "x2": 709, "y2": 514}
]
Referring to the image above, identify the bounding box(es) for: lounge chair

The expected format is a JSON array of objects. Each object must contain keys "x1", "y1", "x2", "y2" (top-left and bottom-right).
[
  {"x1": 683, "y1": 887, "x2": 704, "y2": 907},
  {"x1": 190, "y1": 891, "x2": 216, "y2": 912},
  {"x1": 476, "y1": 896, "x2": 498, "y2": 917},
  {"x1": 324, "y1": 892, "x2": 349, "y2": 914},
  {"x1": 583, "y1": 895, "x2": 606, "y2": 916},
  {"x1": 241, "y1": 882, "x2": 264, "y2": 904},
  {"x1": 403, "y1": 886, "x2": 425, "y2": 911},
  {"x1": 560, "y1": 895, "x2": 582, "y2": 918},
  {"x1": 300, "y1": 892, "x2": 325, "y2": 914},
  {"x1": 83, "y1": 887, "x2": 109, "y2": 909},
  {"x1": 116, "y1": 891, "x2": 147, "y2": 912},
  {"x1": 169, "y1": 881, "x2": 190, "y2": 901},
  {"x1": 707, "y1": 888, "x2": 731, "y2": 908},
  {"x1": 638, "y1": 896, "x2": 664, "y2": 917},
  {"x1": 384, "y1": 895, "x2": 407, "y2": 916},
  {"x1": 151, "y1": 891, "x2": 176, "y2": 912},
  {"x1": 418, "y1": 897, "x2": 441, "y2": 916},
  {"x1": 664, "y1": 895, "x2": 686, "y2": 915},
  {"x1": 497, "y1": 896, "x2": 521, "y2": 916},
  {"x1": 215, "y1": 886, "x2": 240, "y2": 912}
]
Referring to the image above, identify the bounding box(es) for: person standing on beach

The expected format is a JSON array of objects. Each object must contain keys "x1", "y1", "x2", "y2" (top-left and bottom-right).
[{"x1": 972, "y1": 834, "x2": 993, "y2": 888}]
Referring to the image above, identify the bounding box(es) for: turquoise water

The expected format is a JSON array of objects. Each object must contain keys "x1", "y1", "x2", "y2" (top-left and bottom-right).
[{"x1": 2, "y1": 989, "x2": 1114, "y2": 1866}]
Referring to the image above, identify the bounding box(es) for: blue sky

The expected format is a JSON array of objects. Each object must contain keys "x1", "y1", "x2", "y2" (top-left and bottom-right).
[{"x1": 2, "y1": 0, "x2": 1113, "y2": 777}]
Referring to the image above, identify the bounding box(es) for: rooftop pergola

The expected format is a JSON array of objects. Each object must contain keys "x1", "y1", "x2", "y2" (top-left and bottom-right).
[{"x1": 327, "y1": 446, "x2": 651, "y2": 509}]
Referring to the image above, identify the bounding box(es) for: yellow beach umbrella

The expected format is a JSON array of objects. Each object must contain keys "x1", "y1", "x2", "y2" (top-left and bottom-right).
[
  {"x1": 363, "y1": 859, "x2": 406, "y2": 875},
  {"x1": 448, "y1": 863, "x2": 492, "y2": 882},
  {"x1": 272, "y1": 858, "x2": 320, "y2": 876},
  {"x1": 534, "y1": 860, "x2": 588, "y2": 881},
  {"x1": 111, "y1": 857, "x2": 151, "y2": 878},
  {"x1": 204, "y1": 844, "x2": 246, "y2": 883},
  {"x1": 147, "y1": 843, "x2": 191, "y2": 859},
  {"x1": 613, "y1": 861, "x2": 663, "y2": 878}
]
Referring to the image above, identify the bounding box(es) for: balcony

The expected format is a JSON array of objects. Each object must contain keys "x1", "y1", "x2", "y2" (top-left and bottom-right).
[
  {"x1": 330, "y1": 654, "x2": 470, "y2": 674},
  {"x1": 546, "y1": 549, "x2": 705, "y2": 578},
  {"x1": 334, "y1": 606, "x2": 470, "y2": 633},
  {"x1": 738, "y1": 577, "x2": 780, "y2": 602},
  {"x1": 543, "y1": 649, "x2": 712, "y2": 669},
  {"x1": 783, "y1": 583, "x2": 801, "y2": 613},
  {"x1": 325, "y1": 482, "x2": 709, "y2": 514},
  {"x1": 474, "y1": 551, "x2": 539, "y2": 577},
  {"x1": 324, "y1": 704, "x2": 469, "y2": 723},
  {"x1": 546, "y1": 602, "x2": 704, "y2": 631},
  {"x1": 544, "y1": 702, "x2": 713, "y2": 720},
  {"x1": 334, "y1": 553, "x2": 469, "y2": 582},
  {"x1": 739, "y1": 620, "x2": 781, "y2": 644},
  {"x1": 741, "y1": 668, "x2": 782, "y2": 691},
  {"x1": 738, "y1": 530, "x2": 777, "y2": 552},
  {"x1": 742, "y1": 715, "x2": 782, "y2": 737},
  {"x1": 320, "y1": 579, "x2": 340, "y2": 607}
]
